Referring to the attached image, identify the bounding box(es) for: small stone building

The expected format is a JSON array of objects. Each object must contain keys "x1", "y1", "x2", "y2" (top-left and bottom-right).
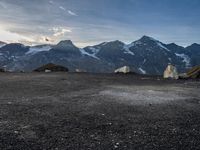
[{"x1": 163, "y1": 64, "x2": 179, "y2": 79}]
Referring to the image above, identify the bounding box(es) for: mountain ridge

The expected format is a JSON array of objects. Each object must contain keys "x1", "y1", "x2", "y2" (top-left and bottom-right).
[
  {"x1": 0, "y1": 35, "x2": 198, "y2": 48},
  {"x1": 0, "y1": 35, "x2": 199, "y2": 75}
]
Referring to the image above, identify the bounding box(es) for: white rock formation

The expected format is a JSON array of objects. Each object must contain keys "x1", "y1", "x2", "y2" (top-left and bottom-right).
[
  {"x1": 163, "y1": 64, "x2": 179, "y2": 79},
  {"x1": 115, "y1": 66, "x2": 131, "y2": 74}
]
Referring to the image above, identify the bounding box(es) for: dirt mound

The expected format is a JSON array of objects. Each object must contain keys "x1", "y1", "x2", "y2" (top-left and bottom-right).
[
  {"x1": 186, "y1": 66, "x2": 200, "y2": 79},
  {"x1": 33, "y1": 63, "x2": 68, "y2": 72}
]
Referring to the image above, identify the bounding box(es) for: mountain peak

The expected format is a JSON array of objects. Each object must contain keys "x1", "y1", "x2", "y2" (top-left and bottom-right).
[
  {"x1": 54, "y1": 40, "x2": 77, "y2": 50},
  {"x1": 190, "y1": 43, "x2": 200, "y2": 47},
  {"x1": 109, "y1": 40, "x2": 124, "y2": 45},
  {"x1": 140, "y1": 35, "x2": 157, "y2": 42},
  {"x1": 168, "y1": 43, "x2": 177, "y2": 46},
  {"x1": 3, "y1": 43, "x2": 25, "y2": 48},
  {"x1": 57, "y1": 40, "x2": 74, "y2": 46}
]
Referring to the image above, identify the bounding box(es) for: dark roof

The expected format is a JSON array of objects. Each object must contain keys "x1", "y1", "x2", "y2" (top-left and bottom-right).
[
  {"x1": 34, "y1": 63, "x2": 68, "y2": 72},
  {"x1": 0, "y1": 68, "x2": 5, "y2": 72}
]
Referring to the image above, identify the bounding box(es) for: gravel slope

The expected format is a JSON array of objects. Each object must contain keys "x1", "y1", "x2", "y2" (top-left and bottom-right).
[{"x1": 0, "y1": 73, "x2": 200, "y2": 150}]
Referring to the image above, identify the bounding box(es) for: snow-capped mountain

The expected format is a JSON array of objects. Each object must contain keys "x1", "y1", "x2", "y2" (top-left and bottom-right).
[{"x1": 0, "y1": 36, "x2": 199, "y2": 74}]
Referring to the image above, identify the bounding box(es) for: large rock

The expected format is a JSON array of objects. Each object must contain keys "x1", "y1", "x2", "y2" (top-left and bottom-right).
[
  {"x1": 163, "y1": 64, "x2": 179, "y2": 79},
  {"x1": 115, "y1": 66, "x2": 131, "y2": 74}
]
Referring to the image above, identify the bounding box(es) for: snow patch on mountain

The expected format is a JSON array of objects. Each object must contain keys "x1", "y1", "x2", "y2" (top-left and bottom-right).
[
  {"x1": 134, "y1": 41, "x2": 143, "y2": 45},
  {"x1": 145, "y1": 36, "x2": 170, "y2": 52},
  {"x1": 0, "y1": 44, "x2": 5, "y2": 48},
  {"x1": 175, "y1": 53, "x2": 191, "y2": 67},
  {"x1": 156, "y1": 42, "x2": 170, "y2": 52},
  {"x1": 142, "y1": 59, "x2": 146, "y2": 65},
  {"x1": 79, "y1": 48, "x2": 100, "y2": 59},
  {"x1": 26, "y1": 45, "x2": 52, "y2": 55},
  {"x1": 88, "y1": 47, "x2": 100, "y2": 55},
  {"x1": 139, "y1": 68, "x2": 146, "y2": 74},
  {"x1": 123, "y1": 45, "x2": 135, "y2": 55},
  {"x1": 102, "y1": 42, "x2": 108, "y2": 46}
]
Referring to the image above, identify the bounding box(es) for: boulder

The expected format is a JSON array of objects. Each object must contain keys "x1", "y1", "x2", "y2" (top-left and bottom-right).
[
  {"x1": 163, "y1": 64, "x2": 179, "y2": 79},
  {"x1": 115, "y1": 66, "x2": 131, "y2": 74}
]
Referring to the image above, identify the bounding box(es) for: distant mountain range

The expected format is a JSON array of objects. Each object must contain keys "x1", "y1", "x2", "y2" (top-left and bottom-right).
[{"x1": 0, "y1": 36, "x2": 199, "y2": 75}]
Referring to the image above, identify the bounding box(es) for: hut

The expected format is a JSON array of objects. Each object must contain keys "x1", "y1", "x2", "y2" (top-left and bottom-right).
[
  {"x1": 163, "y1": 64, "x2": 179, "y2": 79},
  {"x1": 115, "y1": 66, "x2": 131, "y2": 74},
  {"x1": 34, "y1": 63, "x2": 68, "y2": 72}
]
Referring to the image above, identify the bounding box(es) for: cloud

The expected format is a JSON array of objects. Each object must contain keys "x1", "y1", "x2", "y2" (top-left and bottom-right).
[
  {"x1": 68, "y1": 10, "x2": 78, "y2": 16},
  {"x1": 0, "y1": 0, "x2": 199, "y2": 47},
  {"x1": 49, "y1": 1, "x2": 53, "y2": 5},
  {"x1": 50, "y1": 27, "x2": 72, "y2": 37},
  {"x1": 59, "y1": 6, "x2": 78, "y2": 16},
  {"x1": 0, "y1": 1, "x2": 7, "y2": 9},
  {"x1": 0, "y1": 28, "x2": 35, "y2": 44},
  {"x1": 59, "y1": 6, "x2": 66, "y2": 11}
]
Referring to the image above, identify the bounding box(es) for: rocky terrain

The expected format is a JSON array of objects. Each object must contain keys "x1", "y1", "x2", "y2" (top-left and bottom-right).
[
  {"x1": 0, "y1": 36, "x2": 200, "y2": 74},
  {"x1": 0, "y1": 73, "x2": 200, "y2": 149}
]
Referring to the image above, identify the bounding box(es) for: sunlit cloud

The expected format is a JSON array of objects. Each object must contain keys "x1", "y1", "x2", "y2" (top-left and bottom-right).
[
  {"x1": 50, "y1": 27, "x2": 72, "y2": 37},
  {"x1": 0, "y1": 28, "x2": 34, "y2": 44}
]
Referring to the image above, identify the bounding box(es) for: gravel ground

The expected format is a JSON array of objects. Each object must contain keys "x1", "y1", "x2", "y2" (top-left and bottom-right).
[{"x1": 0, "y1": 72, "x2": 200, "y2": 150}]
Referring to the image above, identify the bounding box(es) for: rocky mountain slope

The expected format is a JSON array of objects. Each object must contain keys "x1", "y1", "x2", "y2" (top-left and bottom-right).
[{"x1": 0, "y1": 36, "x2": 199, "y2": 75}]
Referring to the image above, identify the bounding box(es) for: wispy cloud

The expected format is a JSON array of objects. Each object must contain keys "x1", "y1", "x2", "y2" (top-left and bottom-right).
[
  {"x1": 59, "y1": 6, "x2": 66, "y2": 11},
  {"x1": 68, "y1": 10, "x2": 78, "y2": 16},
  {"x1": 59, "y1": 6, "x2": 78, "y2": 16}
]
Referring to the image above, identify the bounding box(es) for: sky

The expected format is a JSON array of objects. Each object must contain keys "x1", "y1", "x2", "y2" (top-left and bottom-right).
[{"x1": 0, "y1": 0, "x2": 199, "y2": 47}]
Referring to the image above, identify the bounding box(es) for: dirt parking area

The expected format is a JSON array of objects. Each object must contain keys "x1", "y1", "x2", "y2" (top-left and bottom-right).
[{"x1": 0, "y1": 73, "x2": 200, "y2": 149}]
